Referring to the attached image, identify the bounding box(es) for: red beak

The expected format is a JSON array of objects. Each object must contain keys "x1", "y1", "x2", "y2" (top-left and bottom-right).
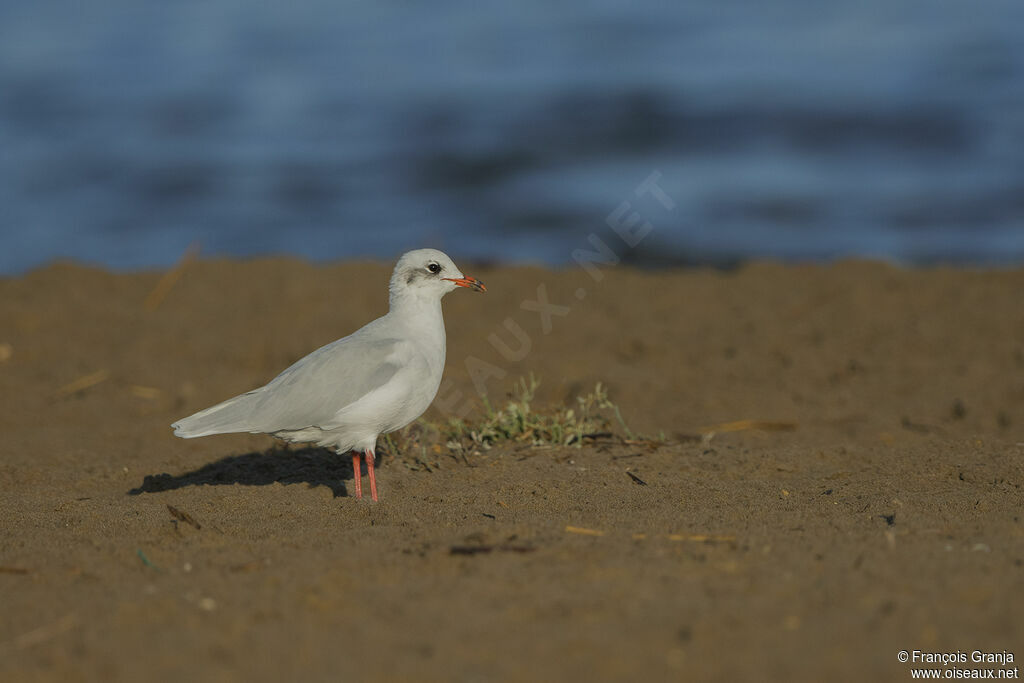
[{"x1": 443, "y1": 276, "x2": 486, "y2": 292}]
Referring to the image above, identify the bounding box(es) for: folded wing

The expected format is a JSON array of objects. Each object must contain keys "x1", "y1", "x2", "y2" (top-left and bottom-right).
[{"x1": 172, "y1": 332, "x2": 403, "y2": 438}]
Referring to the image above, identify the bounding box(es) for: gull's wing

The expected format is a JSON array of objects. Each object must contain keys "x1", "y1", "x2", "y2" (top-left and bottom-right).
[
  {"x1": 248, "y1": 333, "x2": 406, "y2": 432},
  {"x1": 173, "y1": 323, "x2": 407, "y2": 437}
]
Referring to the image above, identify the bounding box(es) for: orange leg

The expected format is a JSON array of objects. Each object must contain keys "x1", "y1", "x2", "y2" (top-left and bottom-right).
[
  {"x1": 351, "y1": 452, "x2": 362, "y2": 499},
  {"x1": 366, "y1": 448, "x2": 378, "y2": 502}
]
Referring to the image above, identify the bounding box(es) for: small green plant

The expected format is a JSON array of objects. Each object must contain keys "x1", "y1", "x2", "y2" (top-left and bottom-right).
[
  {"x1": 381, "y1": 375, "x2": 637, "y2": 461},
  {"x1": 377, "y1": 376, "x2": 645, "y2": 468}
]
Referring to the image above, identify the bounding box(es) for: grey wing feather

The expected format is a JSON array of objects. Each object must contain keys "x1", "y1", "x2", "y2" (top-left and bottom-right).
[{"x1": 173, "y1": 328, "x2": 401, "y2": 438}]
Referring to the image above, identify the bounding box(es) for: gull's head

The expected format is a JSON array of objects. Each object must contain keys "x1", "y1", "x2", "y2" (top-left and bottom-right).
[{"x1": 389, "y1": 248, "x2": 485, "y2": 305}]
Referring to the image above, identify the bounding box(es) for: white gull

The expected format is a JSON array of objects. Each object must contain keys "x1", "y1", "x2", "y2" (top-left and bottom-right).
[{"x1": 172, "y1": 248, "x2": 485, "y2": 501}]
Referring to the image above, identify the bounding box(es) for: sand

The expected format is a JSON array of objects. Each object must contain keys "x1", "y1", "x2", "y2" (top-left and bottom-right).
[{"x1": 1, "y1": 258, "x2": 1022, "y2": 682}]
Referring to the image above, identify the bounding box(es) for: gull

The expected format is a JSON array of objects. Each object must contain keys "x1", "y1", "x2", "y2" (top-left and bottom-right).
[{"x1": 171, "y1": 248, "x2": 485, "y2": 501}]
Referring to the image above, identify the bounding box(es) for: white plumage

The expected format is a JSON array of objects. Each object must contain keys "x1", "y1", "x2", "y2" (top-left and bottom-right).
[{"x1": 172, "y1": 248, "x2": 485, "y2": 501}]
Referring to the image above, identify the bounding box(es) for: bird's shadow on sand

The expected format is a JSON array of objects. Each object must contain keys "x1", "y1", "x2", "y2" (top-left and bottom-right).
[{"x1": 128, "y1": 446, "x2": 355, "y2": 498}]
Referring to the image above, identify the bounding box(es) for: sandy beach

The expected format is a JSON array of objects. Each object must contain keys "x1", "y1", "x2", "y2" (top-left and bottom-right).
[{"x1": 1, "y1": 258, "x2": 1022, "y2": 681}]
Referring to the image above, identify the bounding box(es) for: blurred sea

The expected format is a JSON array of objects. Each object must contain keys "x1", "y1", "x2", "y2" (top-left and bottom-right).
[{"x1": 2, "y1": 0, "x2": 1023, "y2": 274}]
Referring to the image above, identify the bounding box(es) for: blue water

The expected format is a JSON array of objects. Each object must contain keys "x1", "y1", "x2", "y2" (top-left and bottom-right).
[{"x1": 2, "y1": 0, "x2": 1023, "y2": 273}]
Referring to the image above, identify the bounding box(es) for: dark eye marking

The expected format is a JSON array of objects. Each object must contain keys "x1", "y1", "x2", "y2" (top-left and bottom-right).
[{"x1": 427, "y1": 262, "x2": 441, "y2": 274}]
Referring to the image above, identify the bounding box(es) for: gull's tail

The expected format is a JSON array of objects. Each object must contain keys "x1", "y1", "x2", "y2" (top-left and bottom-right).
[{"x1": 172, "y1": 389, "x2": 263, "y2": 438}]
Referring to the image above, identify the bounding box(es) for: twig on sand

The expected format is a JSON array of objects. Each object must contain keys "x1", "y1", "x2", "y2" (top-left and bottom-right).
[
  {"x1": 563, "y1": 527, "x2": 738, "y2": 544},
  {"x1": 167, "y1": 505, "x2": 201, "y2": 530},
  {"x1": 55, "y1": 370, "x2": 110, "y2": 398},
  {"x1": 449, "y1": 544, "x2": 535, "y2": 555},
  {"x1": 626, "y1": 471, "x2": 648, "y2": 486},
  {"x1": 700, "y1": 419, "x2": 797, "y2": 443},
  {"x1": 5, "y1": 613, "x2": 78, "y2": 651},
  {"x1": 667, "y1": 533, "x2": 736, "y2": 543},
  {"x1": 144, "y1": 242, "x2": 200, "y2": 311},
  {"x1": 130, "y1": 385, "x2": 163, "y2": 400}
]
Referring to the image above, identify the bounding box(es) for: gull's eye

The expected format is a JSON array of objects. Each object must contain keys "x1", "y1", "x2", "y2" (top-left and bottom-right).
[{"x1": 427, "y1": 262, "x2": 441, "y2": 274}]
